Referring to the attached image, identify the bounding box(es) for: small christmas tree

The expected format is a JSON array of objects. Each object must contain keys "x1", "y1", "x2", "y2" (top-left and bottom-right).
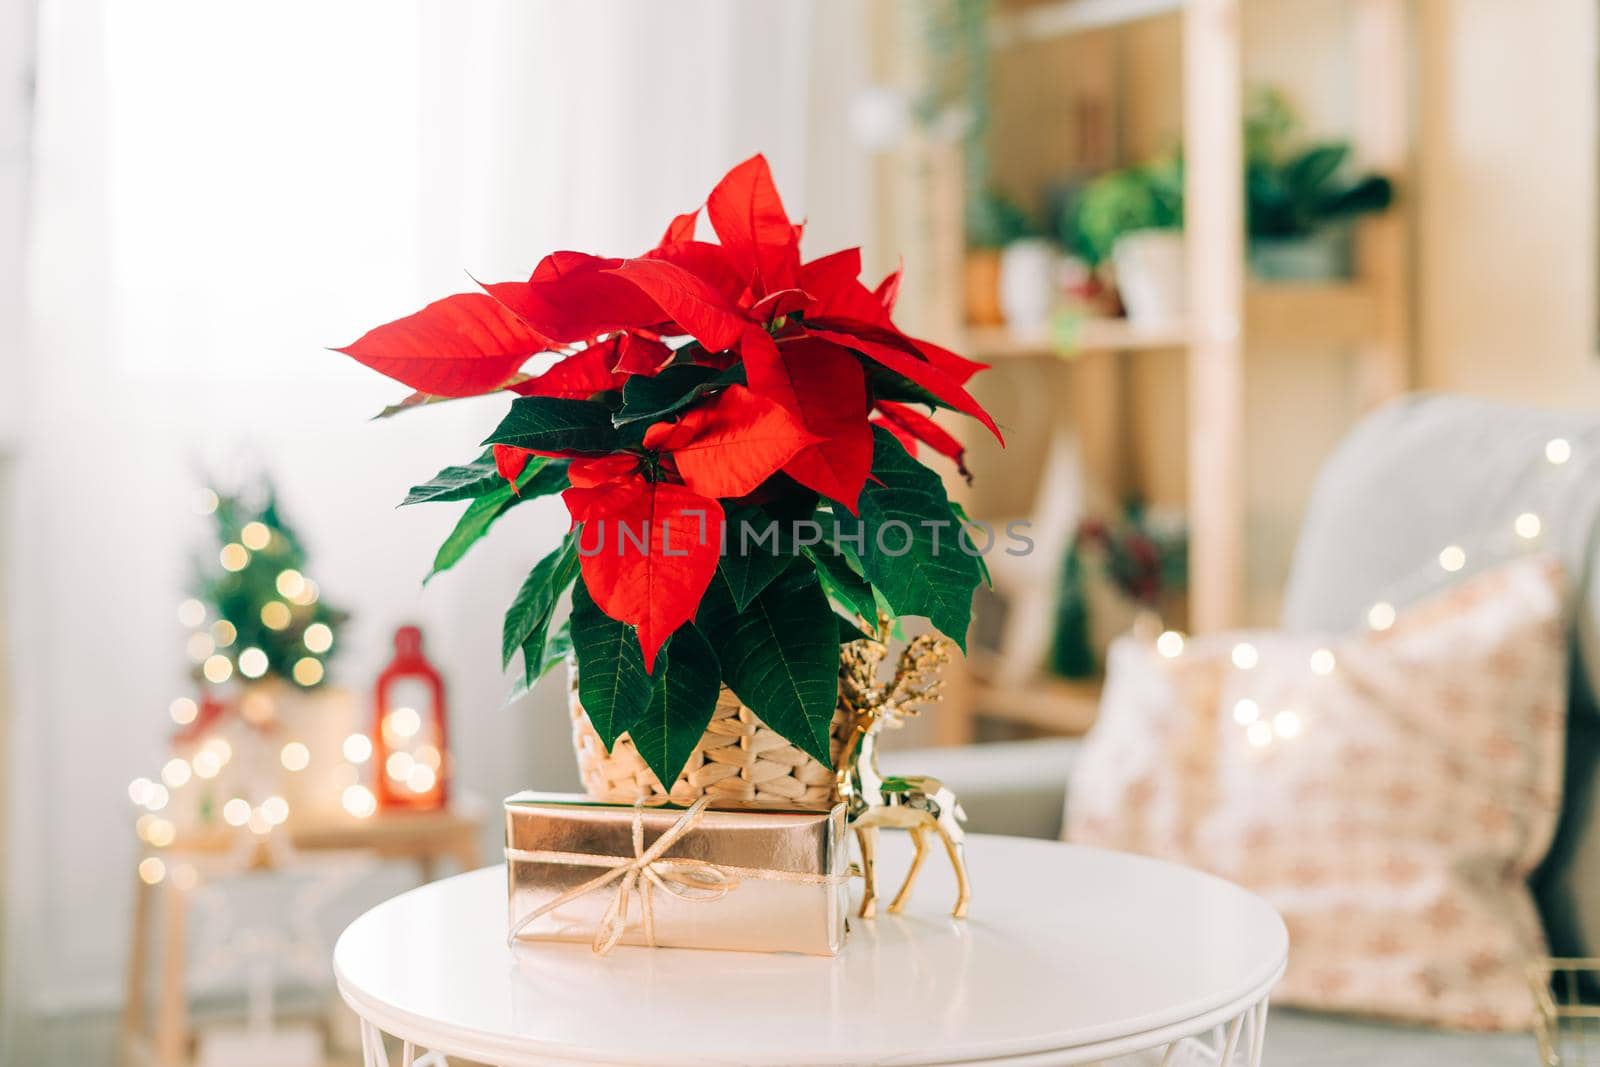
[{"x1": 182, "y1": 483, "x2": 348, "y2": 689}]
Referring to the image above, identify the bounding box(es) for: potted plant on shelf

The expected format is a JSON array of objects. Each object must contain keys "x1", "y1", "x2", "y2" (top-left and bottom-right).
[
  {"x1": 964, "y1": 188, "x2": 1036, "y2": 328},
  {"x1": 1066, "y1": 157, "x2": 1185, "y2": 326},
  {"x1": 1245, "y1": 89, "x2": 1394, "y2": 281},
  {"x1": 336, "y1": 155, "x2": 1000, "y2": 807}
]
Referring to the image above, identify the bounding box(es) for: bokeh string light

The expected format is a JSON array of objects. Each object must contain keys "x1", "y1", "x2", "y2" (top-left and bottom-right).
[
  {"x1": 1151, "y1": 435, "x2": 1588, "y2": 753},
  {"x1": 129, "y1": 482, "x2": 364, "y2": 875}
]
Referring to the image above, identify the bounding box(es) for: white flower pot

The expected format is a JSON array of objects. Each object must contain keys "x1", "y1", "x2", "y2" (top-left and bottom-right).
[
  {"x1": 998, "y1": 238, "x2": 1057, "y2": 333},
  {"x1": 1111, "y1": 229, "x2": 1186, "y2": 327}
]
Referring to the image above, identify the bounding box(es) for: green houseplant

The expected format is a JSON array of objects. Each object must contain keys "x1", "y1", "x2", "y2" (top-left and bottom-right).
[
  {"x1": 1067, "y1": 159, "x2": 1184, "y2": 271},
  {"x1": 336, "y1": 155, "x2": 1000, "y2": 798},
  {"x1": 1067, "y1": 158, "x2": 1186, "y2": 326},
  {"x1": 1246, "y1": 89, "x2": 1394, "y2": 279}
]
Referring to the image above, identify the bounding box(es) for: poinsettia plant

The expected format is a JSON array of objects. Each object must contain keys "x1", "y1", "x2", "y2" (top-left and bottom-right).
[{"x1": 338, "y1": 155, "x2": 1001, "y2": 789}]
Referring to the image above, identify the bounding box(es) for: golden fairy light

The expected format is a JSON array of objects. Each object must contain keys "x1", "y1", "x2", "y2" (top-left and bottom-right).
[
  {"x1": 128, "y1": 778, "x2": 155, "y2": 805},
  {"x1": 168, "y1": 698, "x2": 198, "y2": 725},
  {"x1": 222, "y1": 798, "x2": 251, "y2": 827},
  {"x1": 161, "y1": 758, "x2": 191, "y2": 789},
  {"x1": 280, "y1": 741, "x2": 310, "y2": 772},
  {"x1": 1438, "y1": 545, "x2": 1466, "y2": 572},
  {"x1": 202, "y1": 737, "x2": 232, "y2": 765},
  {"x1": 303, "y1": 622, "x2": 333, "y2": 653},
  {"x1": 259, "y1": 601, "x2": 292, "y2": 630},
  {"x1": 1546, "y1": 438, "x2": 1573, "y2": 465},
  {"x1": 1156, "y1": 630, "x2": 1185, "y2": 658},
  {"x1": 385, "y1": 706, "x2": 421, "y2": 741},
  {"x1": 1309, "y1": 648, "x2": 1336, "y2": 675},
  {"x1": 145, "y1": 819, "x2": 176, "y2": 848},
  {"x1": 192, "y1": 749, "x2": 222, "y2": 779},
  {"x1": 342, "y1": 733, "x2": 372, "y2": 764},
  {"x1": 289, "y1": 579, "x2": 319, "y2": 606},
  {"x1": 386, "y1": 750, "x2": 414, "y2": 781},
  {"x1": 342, "y1": 784, "x2": 377, "y2": 819},
  {"x1": 211, "y1": 620, "x2": 237, "y2": 647},
  {"x1": 1273, "y1": 709, "x2": 1303, "y2": 738},
  {"x1": 142, "y1": 783, "x2": 170, "y2": 811},
  {"x1": 171, "y1": 864, "x2": 199, "y2": 892},
  {"x1": 292, "y1": 657, "x2": 324, "y2": 686},
  {"x1": 186, "y1": 633, "x2": 215, "y2": 662},
  {"x1": 1366, "y1": 601, "x2": 1396, "y2": 631},
  {"x1": 260, "y1": 796, "x2": 290, "y2": 826},
  {"x1": 203, "y1": 653, "x2": 233, "y2": 683},
  {"x1": 406, "y1": 763, "x2": 437, "y2": 793},
  {"x1": 240, "y1": 689, "x2": 275, "y2": 725},
  {"x1": 240, "y1": 521, "x2": 272, "y2": 550},
  {"x1": 275, "y1": 569, "x2": 305, "y2": 599},
  {"x1": 237, "y1": 647, "x2": 269, "y2": 679},
  {"x1": 192, "y1": 488, "x2": 219, "y2": 515},
  {"x1": 1232, "y1": 698, "x2": 1260, "y2": 725},
  {"x1": 219, "y1": 543, "x2": 250, "y2": 572},
  {"x1": 177, "y1": 599, "x2": 207, "y2": 627},
  {"x1": 1230, "y1": 642, "x2": 1259, "y2": 670},
  {"x1": 138, "y1": 858, "x2": 166, "y2": 885},
  {"x1": 1516, "y1": 512, "x2": 1542, "y2": 539}
]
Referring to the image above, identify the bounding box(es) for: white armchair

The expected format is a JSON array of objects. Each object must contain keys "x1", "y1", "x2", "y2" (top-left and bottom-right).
[{"x1": 887, "y1": 394, "x2": 1600, "y2": 1065}]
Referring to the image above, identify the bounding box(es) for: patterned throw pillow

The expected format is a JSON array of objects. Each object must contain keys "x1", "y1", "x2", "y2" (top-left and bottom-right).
[{"x1": 1067, "y1": 556, "x2": 1568, "y2": 1030}]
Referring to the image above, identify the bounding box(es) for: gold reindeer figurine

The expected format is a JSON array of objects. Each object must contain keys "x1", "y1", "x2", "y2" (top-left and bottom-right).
[{"x1": 836, "y1": 634, "x2": 971, "y2": 919}]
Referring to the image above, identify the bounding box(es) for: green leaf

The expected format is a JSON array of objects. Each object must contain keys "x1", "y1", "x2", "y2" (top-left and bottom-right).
[
  {"x1": 1286, "y1": 143, "x2": 1348, "y2": 195},
  {"x1": 506, "y1": 615, "x2": 573, "y2": 707},
  {"x1": 718, "y1": 502, "x2": 795, "y2": 611},
  {"x1": 372, "y1": 391, "x2": 454, "y2": 420},
  {"x1": 613, "y1": 364, "x2": 744, "y2": 426},
  {"x1": 617, "y1": 623, "x2": 722, "y2": 789},
  {"x1": 401, "y1": 450, "x2": 502, "y2": 506},
  {"x1": 698, "y1": 566, "x2": 839, "y2": 767},
  {"x1": 426, "y1": 458, "x2": 569, "y2": 581},
  {"x1": 501, "y1": 533, "x2": 580, "y2": 668},
  {"x1": 862, "y1": 361, "x2": 951, "y2": 410},
  {"x1": 832, "y1": 428, "x2": 981, "y2": 650},
  {"x1": 569, "y1": 580, "x2": 652, "y2": 750},
  {"x1": 803, "y1": 539, "x2": 877, "y2": 624},
  {"x1": 948, "y1": 500, "x2": 993, "y2": 588},
  {"x1": 482, "y1": 397, "x2": 619, "y2": 454},
  {"x1": 532, "y1": 615, "x2": 573, "y2": 684}
]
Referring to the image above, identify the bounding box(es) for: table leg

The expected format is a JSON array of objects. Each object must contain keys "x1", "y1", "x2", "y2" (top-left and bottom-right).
[
  {"x1": 153, "y1": 880, "x2": 190, "y2": 1067},
  {"x1": 1247, "y1": 998, "x2": 1270, "y2": 1067},
  {"x1": 119, "y1": 871, "x2": 152, "y2": 1062},
  {"x1": 1158, "y1": 997, "x2": 1269, "y2": 1066}
]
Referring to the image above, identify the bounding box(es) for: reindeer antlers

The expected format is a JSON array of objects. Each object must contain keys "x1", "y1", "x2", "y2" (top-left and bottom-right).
[
  {"x1": 884, "y1": 634, "x2": 951, "y2": 718},
  {"x1": 837, "y1": 625, "x2": 952, "y2": 723}
]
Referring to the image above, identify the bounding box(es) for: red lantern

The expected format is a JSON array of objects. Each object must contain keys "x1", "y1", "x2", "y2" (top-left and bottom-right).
[{"x1": 372, "y1": 625, "x2": 448, "y2": 811}]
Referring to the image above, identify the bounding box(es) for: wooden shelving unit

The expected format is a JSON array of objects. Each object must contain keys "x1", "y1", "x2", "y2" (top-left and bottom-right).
[
  {"x1": 962, "y1": 282, "x2": 1382, "y2": 361},
  {"x1": 882, "y1": 0, "x2": 1413, "y2": 743}
]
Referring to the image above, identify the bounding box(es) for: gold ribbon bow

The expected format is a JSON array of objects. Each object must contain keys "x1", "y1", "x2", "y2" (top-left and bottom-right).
[{"x1": 507, "y1": 797, "x2": 738, "y2": 956}]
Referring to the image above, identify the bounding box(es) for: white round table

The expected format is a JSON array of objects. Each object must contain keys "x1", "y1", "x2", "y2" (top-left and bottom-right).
[{"x1": 335, "y1": 834, "x2": 1286, "y2": 1067}]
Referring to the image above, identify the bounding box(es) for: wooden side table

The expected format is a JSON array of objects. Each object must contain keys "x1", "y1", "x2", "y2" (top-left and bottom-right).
[{"x1": 122, "y1": 801, "x2": 486, "y2": 1067}]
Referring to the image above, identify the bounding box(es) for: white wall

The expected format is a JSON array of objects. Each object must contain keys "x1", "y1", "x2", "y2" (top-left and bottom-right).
[
  {"x1": 1414, "y1": 0, "x2": 1600, "y2": 403},
  {"x1": 5, "y1": 0, "x2": 868, "y2": 1016}
]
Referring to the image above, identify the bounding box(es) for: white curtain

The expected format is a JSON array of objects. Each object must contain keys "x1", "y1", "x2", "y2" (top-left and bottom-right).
[{"x1": 6, "y1": 0, "x2": 867, "y2": 1018}]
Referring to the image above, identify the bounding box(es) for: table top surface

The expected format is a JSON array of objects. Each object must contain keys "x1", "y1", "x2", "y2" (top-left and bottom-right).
[{"x1": 334, "y1": 833, "x2": 1287, "y2": 1067}]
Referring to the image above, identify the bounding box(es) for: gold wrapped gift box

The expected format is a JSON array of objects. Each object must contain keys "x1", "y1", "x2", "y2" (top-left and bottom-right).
[{"x1": 504, "y1": 792, "x2": 850, "y2": 956}]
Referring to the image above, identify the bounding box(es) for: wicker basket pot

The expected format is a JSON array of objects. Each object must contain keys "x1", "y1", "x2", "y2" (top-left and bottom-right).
[{"x1": 568, "y1": 666, "x2": 851, "y2": 808}]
